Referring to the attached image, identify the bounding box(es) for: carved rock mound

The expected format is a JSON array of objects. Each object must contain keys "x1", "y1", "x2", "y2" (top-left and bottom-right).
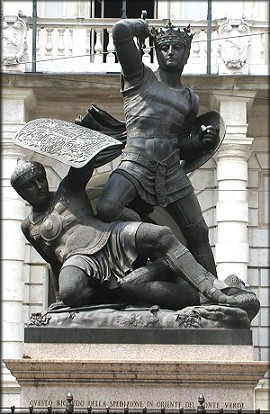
[{"x1": 28, "y1": 304, "x2": 251, "y2": 330}]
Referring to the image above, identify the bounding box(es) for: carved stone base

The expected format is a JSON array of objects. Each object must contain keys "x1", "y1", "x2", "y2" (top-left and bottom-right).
[
  {"x1": 5, "y1": 356, "x2": 268, "y2": 410},
  {"x1": 3, "y1": 320, "x2": 269, "y2": 411}
]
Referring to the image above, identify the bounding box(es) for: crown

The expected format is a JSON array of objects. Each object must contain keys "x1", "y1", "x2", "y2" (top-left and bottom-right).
[
  {"x1": 150, "y1": 20, "x2": 194, "y2": 49},
  {"x1": 10, "y1": 158, "x2": 46, "y2": 192}
]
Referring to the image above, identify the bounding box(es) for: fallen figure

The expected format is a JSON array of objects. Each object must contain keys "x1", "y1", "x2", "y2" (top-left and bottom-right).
[{"x1": 10, "y1": 157, "x2": 260, "y2": 329}]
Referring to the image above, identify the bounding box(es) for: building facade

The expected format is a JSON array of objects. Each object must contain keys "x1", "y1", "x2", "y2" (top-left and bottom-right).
[{"x1": 1, "y1": 0, "x2": 269, "y2": 409}]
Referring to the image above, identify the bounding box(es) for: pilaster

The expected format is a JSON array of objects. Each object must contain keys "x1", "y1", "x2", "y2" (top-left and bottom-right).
[
  {"x1": 212, "y1": 92, "x2": 256, "y2": 283},
  {"x1": 2, "y1": 88, "x2": 37, "y2": 406}
]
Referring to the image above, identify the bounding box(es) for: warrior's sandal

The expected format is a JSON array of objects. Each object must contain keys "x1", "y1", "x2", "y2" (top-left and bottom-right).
[{"x1": 164, "y1": 247, "x2": 219, "y2": 299}]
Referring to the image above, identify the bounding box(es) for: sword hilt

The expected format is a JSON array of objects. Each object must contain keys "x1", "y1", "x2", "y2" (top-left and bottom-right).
[{"x1": 138, "y1": 10, "x2": 148, "y2": 57}]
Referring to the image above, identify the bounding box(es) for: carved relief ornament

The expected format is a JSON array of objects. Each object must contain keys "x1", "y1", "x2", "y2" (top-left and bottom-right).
[
  {"x1": 1, "y1": 13, "x2": 28, "y2": 65},
  {"x1": 218, "y1": 18, "x2": 250, "y2": 69}
]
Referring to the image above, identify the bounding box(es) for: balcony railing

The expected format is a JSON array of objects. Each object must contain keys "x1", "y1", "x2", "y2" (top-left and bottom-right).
[{"x1": 1, "y1": 15, "x2": 268, "y2": 75}]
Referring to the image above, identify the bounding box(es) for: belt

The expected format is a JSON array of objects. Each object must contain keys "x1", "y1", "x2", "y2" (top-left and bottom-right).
[
  {"x1": 122, "y1": 151, "x2": 180, "y2": 172},
  {"x1": 121, "y1": 151, "x2": 180, "y2": 207}
]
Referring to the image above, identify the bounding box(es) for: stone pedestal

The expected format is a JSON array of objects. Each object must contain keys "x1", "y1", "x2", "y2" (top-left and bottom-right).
[{"x1": 4, "y1": 326, "x2": 268, "y2": 411}]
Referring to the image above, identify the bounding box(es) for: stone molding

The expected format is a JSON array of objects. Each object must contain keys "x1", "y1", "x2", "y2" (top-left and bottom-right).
[
  {"x1": 4, "y1": 358, "x2": 268, "y2": 388},
  {"x1": 2, "y1": 88, "x2": 37, "y2": 114}
]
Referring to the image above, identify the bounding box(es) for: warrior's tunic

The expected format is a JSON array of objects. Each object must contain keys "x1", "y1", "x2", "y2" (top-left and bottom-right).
[{"x1": 115, "y1": 64, "x2": 199, "y2": 207}]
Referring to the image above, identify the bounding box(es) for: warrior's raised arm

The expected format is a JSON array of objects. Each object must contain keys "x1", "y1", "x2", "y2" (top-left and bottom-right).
[
  {"x1": 112, "y1": 19, "x2": 149, "y2": 79},
  {"x1": 65, "y1": 157, "x2": 96, "y2": 192}
]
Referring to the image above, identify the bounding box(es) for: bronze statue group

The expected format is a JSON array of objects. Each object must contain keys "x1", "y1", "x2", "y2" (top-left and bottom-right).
[{"x1": 10, "y1": 18, "x2": 260, "y2": 324}]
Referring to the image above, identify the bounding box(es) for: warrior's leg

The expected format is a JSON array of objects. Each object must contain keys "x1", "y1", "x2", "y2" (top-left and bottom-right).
[
  {"x1": 58, "y1": 266, "x2": 135, "y2": 307},
  {"x1": 120, "y1": 258, "x2": 200, "y2": 309},
  {"x1": 97, "y1": 171, "x2": 140, "y2": 222},
  {"x1": 167, "y1": 192, "x2": 217, "y2": 276},
  {"x1": 135, "y1": 223, "x2": 234, "y2": 304},
  {"x1": 58, "y1": 266, "x2": 98, "y2": 307}
]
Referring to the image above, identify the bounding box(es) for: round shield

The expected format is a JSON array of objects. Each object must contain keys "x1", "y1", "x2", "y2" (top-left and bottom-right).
[{"x1": 181, "y1": 111, "x2": 226, "y2": 174}]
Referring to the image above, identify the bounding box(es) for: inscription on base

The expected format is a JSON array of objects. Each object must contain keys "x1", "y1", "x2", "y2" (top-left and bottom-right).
[{"x1": 29, "y1": 398, "x2": 245, "y2": 410}]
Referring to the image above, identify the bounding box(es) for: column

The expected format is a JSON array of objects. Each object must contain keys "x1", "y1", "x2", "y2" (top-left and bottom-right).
[
  {"x1": 2, "y1": 88, "x2": 37, "y2": 406},
  {"x1": 213, "y1": 94, "x2": 255, "y2": 283}
]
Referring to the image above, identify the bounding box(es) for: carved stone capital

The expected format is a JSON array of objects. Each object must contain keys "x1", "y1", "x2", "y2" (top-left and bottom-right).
[{"x1": 214, "y1": 141, "x2": 253, "y2": 162}]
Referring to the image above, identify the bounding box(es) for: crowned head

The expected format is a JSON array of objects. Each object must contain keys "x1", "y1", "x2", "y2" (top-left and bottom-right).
[{"x1": 150, "y1": 20, "x2": 194, "y2": 50}]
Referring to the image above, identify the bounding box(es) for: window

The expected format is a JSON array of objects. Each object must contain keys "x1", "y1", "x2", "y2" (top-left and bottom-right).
[
  {"x1": 91, "y1": 0, "x2": 154, "y2": 19},
  {"x1": 43, "y1": 1, "x2": 63, "y2": 18},
  {"x1": 183, "y1": 1, "x2": 208, "y2": 20}
]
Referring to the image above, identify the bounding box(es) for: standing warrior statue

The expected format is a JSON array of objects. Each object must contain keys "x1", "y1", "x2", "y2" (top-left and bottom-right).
[{"x1": 95, "y1": 18, "x2": 222, "y2": 278}]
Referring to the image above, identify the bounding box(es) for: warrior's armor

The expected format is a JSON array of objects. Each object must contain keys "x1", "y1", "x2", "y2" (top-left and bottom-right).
[{"x1": 23, "y1": 178, "x2": 114, "y2": 264}]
